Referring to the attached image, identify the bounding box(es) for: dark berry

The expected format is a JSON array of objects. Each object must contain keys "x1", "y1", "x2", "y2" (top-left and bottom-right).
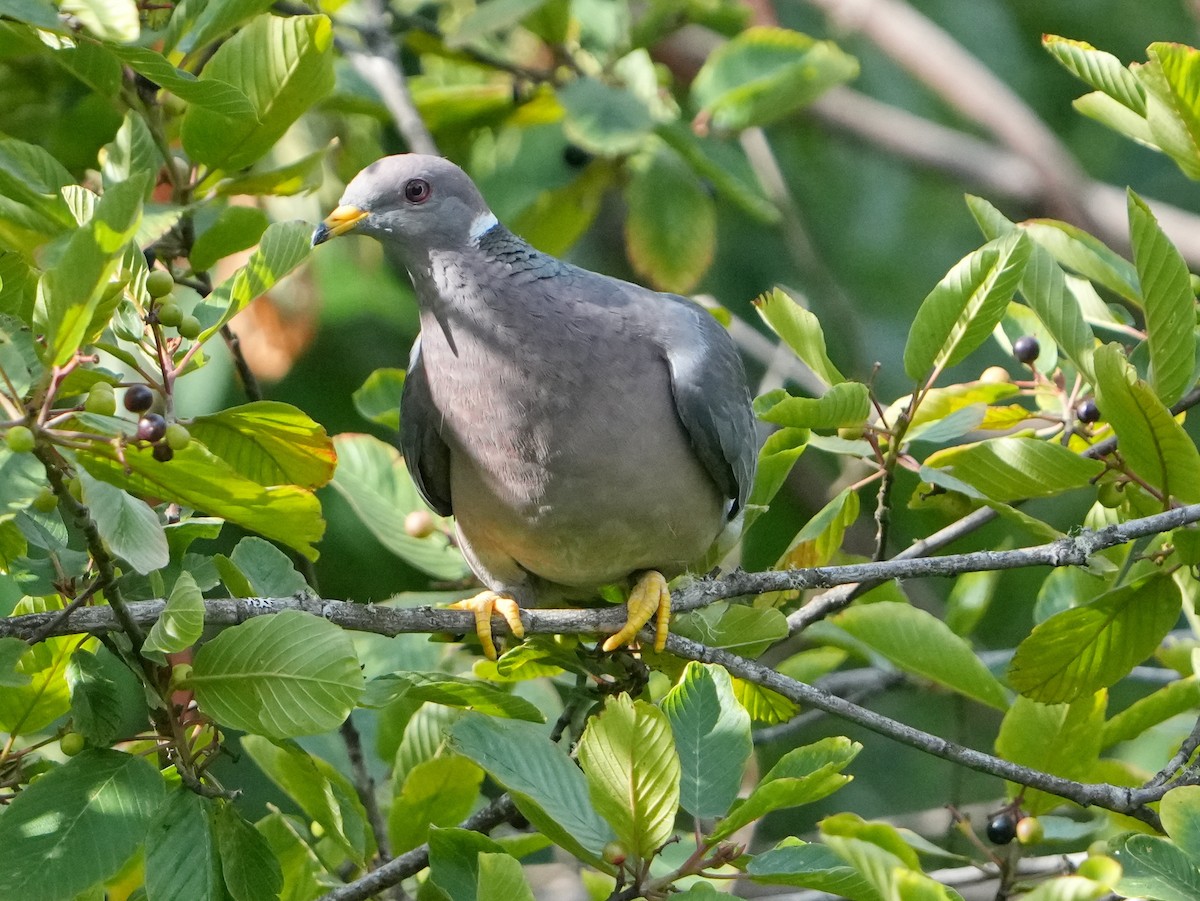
[
  {"x1": 987, "y1": 812, "x2": 1017, "y2": 845},
  {"x1": 123, "y1": 384, "x2": 154, "y2": 413},
  {"x1": 1077, "y1": 398, "x2": 1100, "y2": 423},
  {"x1": 152, "y1": 443, "x2": 174, "y2": 462},
  {"x1": 137, "y1": 414, "x2": 167, "y2": 443},
  {"x1": 1012, "y1": 336, "x2": 1040, "y2": 365},
  {"x1": 563, "y1": 144, "x2": 592, "y2": 168}
]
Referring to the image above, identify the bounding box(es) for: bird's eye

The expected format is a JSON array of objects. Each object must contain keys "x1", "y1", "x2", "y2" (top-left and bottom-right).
[{"x1": 404, "y1": 178, "x2": 431, "y2": 204}]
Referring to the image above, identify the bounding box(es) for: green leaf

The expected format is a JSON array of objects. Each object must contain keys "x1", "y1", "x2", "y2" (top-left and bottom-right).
[
  {"x1": 923, "y1": 436, "x2": 1104, "y2": 503},
  {"x1": 0, "y1": 445, "x2": 43, "y2": 515},
  {"x1": 557, "y1": 78, "x2": 655, "y2": 156},
  {"x1": 732, "y1": 677, "x2": 798, "y2": 724},
  {"x1": 708, "y1": 737, "x2": 859, "y2": 842},
  {"x1": 510, "y1": 163, "x2": 611, "y2": 257},
  {"x1": 1112, "y1": 833, "x2": 1200, "y2": 901},
  {"x1": 145, "y1": 790, "x2": 222, "y2": 901},
  {"x1": 661, "y1": 662, "x2": 751, "y2": 819},
  {"x1": 945, "y1": 568, "x2": 1000, "y2": 638},
  {"x1": 673, "y1": 602, "x2": 788, "y2": 657},
  {"x1": 0, "y1": 750, "x2": 164, "y2": 901},
  {"x1": 38, "y1": 174, "x2": 146, "y2": 366},
  {"x1": 1128, "y1": 190, "x2": 1196, "y2": 405},
  {"x1": 1162, "y1": 784, "x2": 1200, "y2": 870},
  {"x1": 747, "y1": 427, "x2": 808, "y2": 513},
  {"x1": 61, "y1": 0, "x2": 138, "y2": 41},
  {"x1": 753, "y1": 288, "x2": 844, "y2": 385},
  {"x1": 106, "y1": 44, "x2": 256, "y2": 118},
  {"x1": 101, "y1": 112, "x2": 162, "y2": 199},
  {"x1": 449, "y1": 714, "x2": 614, "y2": 862},
  {"x1": 0, "y1": 636, "x2": 30, "y2": 687},
  {"x1": 995, "y1": 692, "x2": 1105, "y2": 814},
  {"x1": 578, "y1": 694, "x2": 680, "y2": 860},
  {"x1": 777, "y1": 487, "x2": 859, "y2": 569},
  {"x1": 229, "y1": 536, "x2": 309, "y2": 597},
  {"x1": 903, "y1": 233, "x2": 1030, "y2": 381},
  {"x1": 624, "y1": 146, "x2": 715, "y2": 293},
  {"x1": 1009, "y1": 573, "x2": 1180, "y2": 703},
  {"x1": 353, "y1": 367, "x2": 405, "y2": 429},
  {"x1": 1043, "y1": 35, "x2": 1146, "y2": 115},
  {"x1": 754, "y1": 381, "x2": 870, "y2": 431},
  {"x1": 448, "y1": 0, "x2": 549, "y2": 46},
  {"x1": 66, "y1": 648, "x2": 122, "y2": 745},
  {"x1": 172, "y1": 0, "x2": 274, "y2": 53},
  {"x1": 256, "y1": 812, "x2": 329, "y2": 901},
  {"x1": 182, "y1": 15, "x2": 335, "y2": 171},
  {"x1": 188, "y1": 400, "x2": 335, "y2": 490},
  {"x1": 820, "y1": 813, "x2": 920, "y2": 869},
  {"x1": 76, "y1": 438, "x2": 325, "y2": 559},
  {"x1": 1018, "y1": 219, "x2": 1141, "y2": 306},
  {"x1": 1142, "y1": 43, "x2": 1200, "y2": 179},
  {"x1": 191, "y1": 610, "x2": 363, "y2": 738},
  {"x1": 144, "y1": 571, "x2": 205, "y2": 657},
  {"x1": 389, "y1": 755, "x2": 484, "y2": 854},
  {"x1": 428, "y1": 828, "x2": 508, "y2": 901},
  {"x1": 477, "y1": 852, "x2": 536, "y2": 901},
  {"x1": 0, "y1": 597, "x2": 73, "y2": 734},
  {"x1": 691, "y1": 26, "x2": 858, "y2": 132},
  {"x1": 215, "y1": 800, "x2": 284, "y2": 901},
  {"x1": 194, "y1": 220, "x2": 313, "y2": 337},
  {"x1": 1102, "y1": 676, "x2": 1200, "y2": 747},
  {"x1": 240, "y1": 735, "x2": 372, "y2": 863},
  {"x1": 215, "y1": 145, "x2": 329, "y2": 197},
  {"x1": 1093, "y1": 342, "x2": 1200, "y2": 503},
  {"x1": 190, "y1": 205, "x2": 270, "y2": 273},
  {"x1": 330, "y1": 433, "x2": 468, "y2": 580},
  {"x1": 1073, "y1": 90, "x2": 1158, "y2": 149},
  {"x1": 363, "y1": 671, "x2": 545, "y2": 722},
  {"x1": 0, "y1": 0, "x2": 60, "y2": 29},
  {"x1": 78, "y1": 468, "x2": 168, "y2": 575},
  {"x1": 833, "y1": 602, "x2": 1009, "y2": 710},
  {"x1": 748, "y1": 841, "x2": 881, "y2": 899}
]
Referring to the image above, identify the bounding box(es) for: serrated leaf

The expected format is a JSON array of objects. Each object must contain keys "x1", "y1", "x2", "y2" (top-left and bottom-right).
[
  {"x1": 240, "y1": 734, "x2": 373, "y2": 863},
  {"x1": 662, "y1": 662, "x2": 751, "y2": 818},
  {"x1": 692, "y1": 27, "x2": 858, "y2": 132},
  {"x1": 732, "y1": 677, "x2": 798, "y2": 724},
  {"x1": 1074, "y1": 90, "x2": 1159, "y2": 148},
  {"x1": 353, "y1": 367, "x2": 405, "y2": 429},
  {"x1": 330, "y1": 433, "x2": 468, "y2": 580},
  {"x1": 755, "y1": 381, "x2": 870, "y2": 431},
  {"x1": 833, "y1": 602, "x2": 1009, "y2": 710},
  {"x1": 182, "y1": 15, "x2": 334, "y2": 171},
  {"x1": 191, "y1": 610, "x2": 363, "y2": 738},
  {"x1": 1043, "y1": 35, "x2": 1146, "y2": 115},
  {"x1": 904, "y1": 232, "x2": 1030, "y2": 381},
  {"x1": 144, "y1": 571, "x2": 205, "y2": 657},
  {"x1": 558, "y1": 78, "x2": 654, "y2": 156},
  {"x1": 753, "y1": 288, "x2": 844, "y2": 385},
  {"x1": 1093, "y1": 342, "x2": 1200, "y2": 503},
  {"x1": 1010, "y1": 573, "x2": 1180, "y2": 703},
  {"x1": 923, "y1": 436, "x2": 1104, "y2": 502},
  {"x1": 1112, "y1": 833, "x2": 1200, "y2": 901},
  {"x1": 389, "y1": 755, "x2": 484, "y2": 854},
  {"x1": 363, "y1": 671, "x2": 545, "y2": 722},
  {"x1": 76, "y1": 438, "x2": 325, "y2": 559},
  {"x1": 78, "y1": 468, "x2": 168, "y2": 575},
  {"x1": 995, "y1": 692, "x2": 1105, "y2": 814},
  {"x1": 107, "y1": 44, "x2": 256, "y2": 118},
  {"x1": 578, "y1": 694, "x2": 680, "y2": 860},
  {"x1": 1128, "y1": 190, "x2": 1196, "y2": 405},
  {"x1": 449, "y1": 714, "x2": 614, "y2": 862},
  {"x1": 0, "y1": 750, "x2": 164, "y2": 901},
  {"x1": 624, "y1": 146, "x2": 715, "y2": 293},
  {"x1": 1102, "y1": 676, "x2": 1200, "y2": 747},
  {"x1": 748, "y1": 841, "x2": 881, "y2": 899},
  {"x1": 214, "y1": 800, "x2": 284, "y2": 901},
  {"x1": 145, "y1": 790, "x2": 222, "y2": 901},
  {"x1": 708, "y1": 737, "x2": 859, "y2": 842},
  {"x1": 673, "y1": 602, "x2": 788, "y2": 657}
]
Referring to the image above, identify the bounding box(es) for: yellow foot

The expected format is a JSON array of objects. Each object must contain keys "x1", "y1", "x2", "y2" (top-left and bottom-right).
[
  {"x1": 448, "y1": 590, "x2": 525, "y2": 660},
  {"x1": 602, "y1": 570, "x2": 671, "y2": 653}
]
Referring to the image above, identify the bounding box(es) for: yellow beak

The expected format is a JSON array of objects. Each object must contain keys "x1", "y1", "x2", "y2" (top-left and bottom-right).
[{"x1": 312, "y1": 205, "x2": 369, "y2": 246}]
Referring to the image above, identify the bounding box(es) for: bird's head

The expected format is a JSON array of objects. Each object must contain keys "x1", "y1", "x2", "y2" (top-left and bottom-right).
[{"x1": 312, "y1": 154, "x2": 499, "y2": 253}]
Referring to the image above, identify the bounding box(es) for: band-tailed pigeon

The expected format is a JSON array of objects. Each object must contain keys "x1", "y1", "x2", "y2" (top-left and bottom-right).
[{"x1": 313, "y1": 154, "x2": 756, "y2": 659}]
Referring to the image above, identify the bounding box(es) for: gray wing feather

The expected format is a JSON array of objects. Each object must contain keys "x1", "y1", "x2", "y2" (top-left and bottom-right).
[
  {"x1": 399, "y1": 336, "x2": 454, "y2": 517},
  {"x1": 659, "y1": 297, "x2": 757, "y2": 518}
]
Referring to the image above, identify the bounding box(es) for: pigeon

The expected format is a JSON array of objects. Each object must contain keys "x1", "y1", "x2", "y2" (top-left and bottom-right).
[{"x1": 313, "y1": 154, "x2": 756, "y2": 659}]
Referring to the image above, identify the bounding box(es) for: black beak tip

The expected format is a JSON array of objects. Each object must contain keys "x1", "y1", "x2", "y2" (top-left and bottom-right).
[{"x1": 311, "y1": 223, "x2": 331, "y2": 247}]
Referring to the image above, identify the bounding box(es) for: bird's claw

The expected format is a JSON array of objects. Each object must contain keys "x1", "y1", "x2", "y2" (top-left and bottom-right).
[
  {"x1": 602, "y1": 570, "x2": 671, "y2": 653},
  {"x1": 449, "y1": 591, "x2": 525, "y2": 660}
]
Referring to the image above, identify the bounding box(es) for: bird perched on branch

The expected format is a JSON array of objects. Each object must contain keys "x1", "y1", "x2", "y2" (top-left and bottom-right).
[{"x1": 313, "y1": 154, "x2": 756, "y2": 659}]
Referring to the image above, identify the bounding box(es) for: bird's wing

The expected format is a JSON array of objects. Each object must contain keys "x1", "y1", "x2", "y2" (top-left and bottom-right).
[
  {"x1": 658, "y1": 296, "x2": 757, "y2": 517},
  {"x1": 399, "y1": 336, "x2": 454, "y2": 517}
]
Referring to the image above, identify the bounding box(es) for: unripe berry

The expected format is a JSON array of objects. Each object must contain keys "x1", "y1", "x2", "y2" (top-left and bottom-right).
[
  {"x1": 164, "y1": 423, "x2": 191, "y2": 451},
  {"x1": 59, "y1": 732, "x2": 85, "y2": 756},
  {"x1": 980, "y1": 365, "x2": 1011, "y2": 384},
  {"x1": 404, "y1": 510, "x2": 436, "y2": 538},
  {"x1": 1015, "y1": 816, "x2": 1043, "y2": 844},
  {"x1": 602, "y1": 840, "x2": 628, "y2": 867},
  {"x1": 84, "y1": 384, "x2": 117, "y2": 416},
  {"x1": 5, "y1": 425, "x2": 35, "y2": 454},
  {"x1": 146, "y1": 269, "x2": 175, "y2": 299},
  {"x1": 156, "y1": 301, "x2": 183, "y2": 328},
  {"x1": 177, "y1": 315, "x2": 201, "y2": 339},
  {"x1": 32, "y1": 487, "x2": 58, "y2": 513}
]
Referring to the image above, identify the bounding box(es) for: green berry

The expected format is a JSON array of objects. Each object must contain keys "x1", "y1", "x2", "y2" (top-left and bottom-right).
[
  {"x1": 67, "y1": 477, "x2": 83, "y2": 502},
  {"x1": 5, "y1": 425, "x2": 35, "y2": 454},
  {"x1": 170, "y1": 663, "x2": 193, "y2": 687},
  {"x1": 1097, "y1": 481, "x2": 1124, "y2": 509},
  {"x1": 32, "y1": 487, "x2": 57, "y2": 513},
  {"x1": 157, "y1": 301, "x2": 183, "y2": 327},
  {"x1": 84, "y1": 384, "x2": 117, "y2": 416},
  {"x1": 1015, "y1": 816, "x2": 1043, "y2": 845},
  {"x1": 177, "y1": 315, "x2": 202, "y2": 340},
  {"x1": 404, "y1": 510, "x2": 435, "y2": 538},
  {"x1": 1077, "y1": 855, "x2": 1121, "y2": 886},
  {"x1": 601, "y1": 840, "x2": 628, "y2": 866},
  {"x1": 146, "y1": 269, "x2": 175, "y2": 299},
  {"x1": 164, "y1": 423, "x2": 191, "y2": 451},
  {"x1": 59, "y1": 732, "x2": 85, "y2": 757}
]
